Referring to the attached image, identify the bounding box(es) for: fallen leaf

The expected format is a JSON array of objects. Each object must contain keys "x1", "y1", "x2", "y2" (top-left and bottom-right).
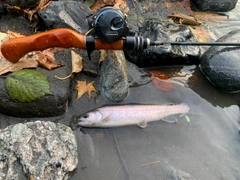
[
  {"x1": 55, "y1": 50, "x2": 83, "y2": 80},
  {"x1": 189, "y1": 26, "x2": 217, "y2": 42},
  {"x1": 7, "y1": 30, "x2": 25, "y2": 38},
  {"x1": 149, "y1": 70, "x2": 169, "y2": 80},
  {"x1": 0, "y1": 32, "x2": 9, "y2": 43},
  {"x1": 75, "y1": 80, "x2": 97, "y2": 100},
  {"x1": 5, "y1": 69, "x2": 53, "y2": 102},
  {"x1": 71, "y1": 51, "x2": 83, "y2": 74},
  {"x1": 0, "y1": 52, "x2": 38, "y2": 76},
  {"x1": 149, "y1": 70, "x2": 174, "y2": 92},
  {"x1": 193, "y1": 12, "x2": 228, "y2": 23},
  {"x1": 23, "y1": 0, "x2": 51, "y2": 20},
  {"x1": 166, "y1": 0, "x2": 193, "y2": 15},
  {"x1": 0, "y1": 33, "x2": 38, "y2": 75},
  {"x1": 113, "y1": 0, "x2": 129, "y2": 13},
  {"x1": 90, "y1": 0, "x2": 129, "y2": 13},
  {"x1": 99, "y1": 50, "x2": 109, "y2": 65},
  {"x1": 38, "y1": 48, "x2": 64, "y2": 70}
]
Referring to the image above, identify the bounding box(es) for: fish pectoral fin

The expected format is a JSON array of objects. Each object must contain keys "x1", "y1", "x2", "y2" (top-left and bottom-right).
[
  {"x1": 102, "y1": 115, "x2": 111, "y2": 123},
  {"x1": 138, "y1": 120, "x2": 147, "y2": 128},
  {"x1": 161, "y1": 118, "x2": 177, "y2": 123}
]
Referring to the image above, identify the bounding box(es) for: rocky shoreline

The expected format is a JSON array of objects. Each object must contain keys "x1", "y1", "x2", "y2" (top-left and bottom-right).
[{"x1": 0, "y1": 0, "x2": 240, "y2": 179}]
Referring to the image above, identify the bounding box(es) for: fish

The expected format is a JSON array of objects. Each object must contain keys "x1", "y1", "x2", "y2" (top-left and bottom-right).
[{"x1": 77, "y1": 103, "x2": 190, "y2": 128}]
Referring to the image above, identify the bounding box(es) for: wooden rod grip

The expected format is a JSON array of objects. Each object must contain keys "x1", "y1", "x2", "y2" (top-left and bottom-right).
[{"x1": 1, "y1": 28, "x2": 87, "y2": 63}]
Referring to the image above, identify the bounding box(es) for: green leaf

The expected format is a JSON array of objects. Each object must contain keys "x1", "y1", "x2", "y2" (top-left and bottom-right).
[{"x1": 5, "y1": 69, "x2": 53, "y2": 102}]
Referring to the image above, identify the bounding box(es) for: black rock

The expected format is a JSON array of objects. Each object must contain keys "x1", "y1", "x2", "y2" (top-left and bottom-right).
[
  {"x1": 38, "y1": 1, "x2": 91, "y2": 33},
  {"x1": 200, "y1": 29, "x2": 240, "y2": 93},
  {"x1": 0, "y1": 50, "x2": 72, "y2": 117},
  {"x1": 125, "y1": 20, "x2": 200, "y2": 67},
  {"x1": 191, "y1": 0, "x2": 238, "y2": 12}
]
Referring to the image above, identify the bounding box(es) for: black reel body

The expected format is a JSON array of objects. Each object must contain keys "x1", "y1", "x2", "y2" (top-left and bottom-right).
[{"x1": 91, "y1": 6, "x2": 129, "y2": 42}]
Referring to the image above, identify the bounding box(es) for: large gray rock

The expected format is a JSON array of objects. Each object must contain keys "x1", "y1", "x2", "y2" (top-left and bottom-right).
[
  {"x1": 0, "y1": 121, "x2": 78, "y2": 180},
  {"x1": 38, "y1": 1, "x2": 91, "y2": 33},
  {"x1": 200, "y1": 29, "x2": 240, "y2": 93},
  {"x1": 191, "y1": 0, "x2": 238, "y2": 12},
  {"x1": 0, "y1": 50, "x2": 72, "y2": 117},
  {"x1": 97, "y1": 50, "x2": 129, "y2": 102}
]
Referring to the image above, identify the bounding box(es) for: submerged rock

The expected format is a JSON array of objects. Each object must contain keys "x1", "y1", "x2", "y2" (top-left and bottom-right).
[
  {"x1": 125, "y1": 20, "x2": 200, "y2": 67},
  {"x1": 97, "y1": 50, "x2": 128, "y2": 102},
  {"x1": 0, "y1": 121, "x2": 78, "y2": 180},
  {"x1": 200, "y1": 29, "x2": 240, "y2": 93},
  {"x1": 191, "y1": 0, "x2": 238, "y2": 12}
]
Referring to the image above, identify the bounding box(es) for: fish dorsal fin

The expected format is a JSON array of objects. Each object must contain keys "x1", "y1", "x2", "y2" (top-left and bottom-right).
[
  {"x1": 138, "y1": 120, "x2": 147, "y2": 128},
  {"x1": 102, "y1": 115, "x2": 111, "y2": 123}
]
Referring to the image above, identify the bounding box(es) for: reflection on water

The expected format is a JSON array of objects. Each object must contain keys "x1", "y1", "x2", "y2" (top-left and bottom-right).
[
  {"x1": 68, "y1": 2, "x2": 240, "y2": 180},
  {"x1": 213, "y1": 1, "x2": 240, "y2": 38}
]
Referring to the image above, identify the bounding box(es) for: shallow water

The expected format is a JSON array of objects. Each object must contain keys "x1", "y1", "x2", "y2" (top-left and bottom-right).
[
  {"x1": 62, "y1": 2, "x2": 240, "y2": 179},
  {"x1": 65, "y1": 62, "x2": 240, "y2": 179}
]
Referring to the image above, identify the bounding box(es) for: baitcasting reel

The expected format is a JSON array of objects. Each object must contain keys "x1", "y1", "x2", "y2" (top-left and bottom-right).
[{"x1": 89, "y1": 6, "x2": 129, "y2": 43}]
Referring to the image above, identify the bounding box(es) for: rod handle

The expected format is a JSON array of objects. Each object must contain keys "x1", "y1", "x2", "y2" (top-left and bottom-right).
[{"x1": 1, "y1": 28, "x2": 87, "y2": 63}]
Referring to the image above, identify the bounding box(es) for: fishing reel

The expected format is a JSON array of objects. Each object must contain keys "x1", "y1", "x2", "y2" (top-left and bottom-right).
[{"x1": 89, "y1": 6, "x2": 130, "y2": 43}]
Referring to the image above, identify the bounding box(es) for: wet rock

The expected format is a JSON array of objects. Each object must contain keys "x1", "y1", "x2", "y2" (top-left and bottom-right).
[
  {"x1": 200, "y1": 29, "x2": 240, "y2": 93},
  {"x1": 0, "y1": 121, "x2": 78, "y2": 180},
  {"x1": 125, "y1": 20, "x2": 200, "y2": 67},
  {"x1": 97, "y1": 50, "x2": 128, "y2": 102},
  {"x1": 38, "y1": 1, "x2": 91, "y2": 33},
  {"x1": 191, "y1": 0, "x2": 238, "y2": 12},
  {"x1": 0, "y1": 50, "x2": 72, "y2": 117}
]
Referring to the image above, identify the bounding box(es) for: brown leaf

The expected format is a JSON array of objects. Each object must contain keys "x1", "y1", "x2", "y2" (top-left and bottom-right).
[
  {"x1": 0, "y1": 52, "x2": 38, "y2": 75},
  {"x1": 38, "y1": 48, "x2": 64, "y2": 70},
  {"x1": 99, "y1": 50, "x2": 109, "y2": 65},
  {"x1": 0, "y1": 32, "x2": 38, "y2": 75},
  {"x1": 113, "y1": 0, "x2": 129, "y2": 13},
  {"x1": 189, "y1": 26, "x2": 217, "y2": 42},
  {"x1": 7, "y1": 30, "x2": 25, "y2": 38},
  {"x1": 149, "y1": 70, "x2": 174, "y2": 92},
  {"x1": 90, "y1": 0, "x2": 129, "y2": 13},
  {"x1": 71, "y1": 51, "x2": 83, "y2": 74},
  {"x1": 166, "y1": 0, "x2": 193, "y2": 15},
  {"x1": 75, "y1": 80, "x2": 97, "y2": 100},
  {"x1": 23, "y1": 0, "x2": 51, "y2": 20},
  {"x1": 193, "y1": 12, "x2": 228, "y2": 23}
]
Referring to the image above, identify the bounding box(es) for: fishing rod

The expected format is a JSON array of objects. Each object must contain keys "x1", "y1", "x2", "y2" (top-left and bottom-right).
[
  {"x1": 151, "y1": 41, "x2": 240, "y2": 46},
  {"x1": 1, "y1": 6, "x2": 240, "y2": 63}
]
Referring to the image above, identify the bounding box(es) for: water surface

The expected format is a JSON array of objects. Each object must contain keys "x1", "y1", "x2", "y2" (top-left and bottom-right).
[{"x1": 60, "y1": 2, "x2": 240, "y2": 179}]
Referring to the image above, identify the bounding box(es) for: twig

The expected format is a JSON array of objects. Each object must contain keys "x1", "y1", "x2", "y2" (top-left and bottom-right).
[
  {"x1": 114, "y1": 167, "x2": 120, "y2": 178},
  {"x1": 138, "y1": 160, "x2": 160, "y2": 167},
  {"x1": 113, "y1": 131, "x2": 132, "y2": 180}
]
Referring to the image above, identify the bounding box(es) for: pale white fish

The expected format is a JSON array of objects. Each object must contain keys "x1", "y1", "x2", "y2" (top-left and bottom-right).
[{"x1": 77, "y1": 103, "x2": 190, "y2": 128}]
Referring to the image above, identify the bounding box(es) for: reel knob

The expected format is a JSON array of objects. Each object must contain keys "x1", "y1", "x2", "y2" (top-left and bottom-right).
[{"x1": 92, "y1": 6, "x2": 128, "y2": 42}]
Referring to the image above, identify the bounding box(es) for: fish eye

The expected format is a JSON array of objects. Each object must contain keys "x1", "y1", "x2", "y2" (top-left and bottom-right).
[{"x1": 81, "y1": 113, "x2": 89, "y2": 119}]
